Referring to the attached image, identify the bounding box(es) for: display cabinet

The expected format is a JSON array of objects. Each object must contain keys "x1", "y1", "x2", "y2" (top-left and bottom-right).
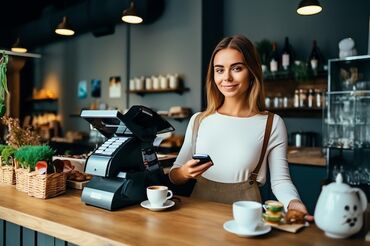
[{"x1": 323, "y1": 55, "x2": 370, "y2": 199}]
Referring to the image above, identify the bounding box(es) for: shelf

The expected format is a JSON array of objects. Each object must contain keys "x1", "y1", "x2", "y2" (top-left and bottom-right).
[
  {"x1": 264, "y1": 71, "x2": 327, "y2": 82},
  {"x1": 26, "y1": 98, "x2": 58, "y2": 102},
  {"x1": 128, "y1": 88, "x2": 189, "y2": 96},
  {"x1": 268, "y1": 107, "x2": 323, "y2": 118}
]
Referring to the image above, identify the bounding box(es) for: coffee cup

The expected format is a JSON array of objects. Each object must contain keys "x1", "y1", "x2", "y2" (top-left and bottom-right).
[
  {"x1": 233, "y1": 201, "x2": 262, "y2": 231},
  {"x1": 147, "y1": 186, "x2": 173, "y2": 208}
]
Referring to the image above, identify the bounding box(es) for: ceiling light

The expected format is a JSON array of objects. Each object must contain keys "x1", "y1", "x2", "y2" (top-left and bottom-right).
[
  {"x1": 297, "y1": 0, "x2": 322, "y2": 15},
  {"x1": 55, "y1": 16, "x2": 75, "y2": 36},
  {"x1": 122, "y1": 1, "x2": 143, "y2": 24},
  {"x1": 11, "y1": 38, "x2": 27, "y2": 53}
]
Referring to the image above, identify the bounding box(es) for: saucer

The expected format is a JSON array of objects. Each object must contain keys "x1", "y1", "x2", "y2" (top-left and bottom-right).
[
  {"x1": 140, "y1": 200, "x2": 175, "y2": 211},
  {"x1": 223, "y1": 220, "x2": 271, "y2": 237}
]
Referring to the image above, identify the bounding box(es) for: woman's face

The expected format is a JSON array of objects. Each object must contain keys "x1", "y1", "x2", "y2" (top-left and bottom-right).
[{"x1": 213, "y1": 48, "x2": 251, "y2": 100}]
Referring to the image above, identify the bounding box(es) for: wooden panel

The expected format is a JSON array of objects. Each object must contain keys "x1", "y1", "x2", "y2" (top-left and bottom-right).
[
  {"x1": 37, "y1": 232, "x2": 54, "y2": 246},
  {"x1": 22, "y1": 227, "x2": 36, "y2": 246},
  {"x1": 0, "y1": 219, "x2": 4, "y2": 246},
  {"x1": 55, "y1": 238, "x2": 67, "y2": 246},
  {"x1": 5, "y1": 221, "x2": 21, "y2": 246}
]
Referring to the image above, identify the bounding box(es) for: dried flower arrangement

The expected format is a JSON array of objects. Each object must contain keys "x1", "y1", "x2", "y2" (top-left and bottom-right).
[{"x1": 1, "y1": 116, "x2": 41, "y2": 148}]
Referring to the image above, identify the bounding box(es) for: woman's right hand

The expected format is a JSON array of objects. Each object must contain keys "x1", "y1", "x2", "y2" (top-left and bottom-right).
[{"x1": 179, "y1": 159, "x2": 213, "y2": 179}]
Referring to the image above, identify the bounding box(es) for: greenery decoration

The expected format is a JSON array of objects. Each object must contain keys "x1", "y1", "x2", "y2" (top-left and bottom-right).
[
  {"x1": 15, "y1": 145, "x2": 54, "y2": 171},
  {"x1": 1, "y1": 146, "x2": 16, "y2": 166},
  {"x1": 0, "y1": 53, "x2": 9, "y2": 117},
  {"x1": 292, "y1": 61, "x2": 312, "y2": 81}
]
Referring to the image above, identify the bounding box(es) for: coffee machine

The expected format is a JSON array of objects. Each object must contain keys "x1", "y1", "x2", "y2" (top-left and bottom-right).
[{"x1": 80, "y1": 105, "x2": 174, "y2": 210}]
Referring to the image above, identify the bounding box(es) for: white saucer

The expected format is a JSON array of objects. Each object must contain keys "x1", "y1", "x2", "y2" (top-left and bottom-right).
[
  {"x1": 140, "y1": 200, "x2": 175, "y2": 211},
  {"x1": 223, "y1": 220, "x2": 271, "y2": 237}
]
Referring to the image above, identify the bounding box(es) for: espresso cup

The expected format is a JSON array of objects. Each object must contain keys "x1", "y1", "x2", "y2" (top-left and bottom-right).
[
  {"x1": 147, "y1": 186, "x2": 173, "y2": 208},
  {"x1": 233, "y1": 201, "x2": 262, "y2": 231}
]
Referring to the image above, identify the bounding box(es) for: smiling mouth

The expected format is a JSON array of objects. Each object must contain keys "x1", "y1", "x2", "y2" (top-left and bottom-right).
[{"x1": 222, "y1": 84, "x2": 238, "y2": 89}]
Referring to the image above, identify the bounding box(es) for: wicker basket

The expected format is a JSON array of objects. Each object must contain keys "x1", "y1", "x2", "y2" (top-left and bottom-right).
[
  {"x1": 1, "y1": 157, "x2": 16, "y2": 185},
  {"x1": 28, "y1": 172, "x2": 67, "y2": 199},
  {"x1": 15, "y1": 166, "x2": 31, "y2": 193}
]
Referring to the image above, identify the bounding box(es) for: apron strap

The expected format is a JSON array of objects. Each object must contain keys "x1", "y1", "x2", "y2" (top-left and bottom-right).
[
  {"x1": 249, "y1": 112, "x2": 274, "y2": 183},
  {"x1": 191, "y1": 113, "x2": 201, "y2": 154}
]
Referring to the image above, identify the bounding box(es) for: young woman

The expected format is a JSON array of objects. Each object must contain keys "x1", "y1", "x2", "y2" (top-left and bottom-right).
[{"x1": 169, "y1": 35, "x2": 313, "y2": 220}]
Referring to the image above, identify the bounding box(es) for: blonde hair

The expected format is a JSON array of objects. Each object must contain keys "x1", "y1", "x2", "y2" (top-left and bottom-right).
[{"x1": 200, "y1": 35, "x2": 265, "y2": 121}]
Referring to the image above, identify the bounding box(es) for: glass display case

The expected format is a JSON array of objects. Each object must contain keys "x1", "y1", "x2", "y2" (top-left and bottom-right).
[{"x1": 323, "y1": 55, "x2": 370, "y2": 199}]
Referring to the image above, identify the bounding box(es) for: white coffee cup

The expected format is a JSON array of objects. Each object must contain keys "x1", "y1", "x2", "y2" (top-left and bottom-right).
[
  {"x1": 233, "y1": 201, "x2": 262, "y2": 231},
  {"x1": 147, "y1": 186, "x2": 173, "y2": 208}
]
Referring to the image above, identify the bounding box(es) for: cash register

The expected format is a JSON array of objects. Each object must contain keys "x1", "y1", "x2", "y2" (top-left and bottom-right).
[{"x1": 80, "y1": 105, "x2": 174, "y2": 210}]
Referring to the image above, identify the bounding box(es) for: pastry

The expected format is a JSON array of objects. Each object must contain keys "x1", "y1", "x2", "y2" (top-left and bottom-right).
[{"x1": 285, "y1": 209, "x2": 306, "y2": 224}]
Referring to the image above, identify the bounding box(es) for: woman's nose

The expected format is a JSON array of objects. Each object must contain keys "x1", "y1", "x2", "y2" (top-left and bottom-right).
[{"x1": 223, "y1": 70, "x2": 232, "y2": 81}]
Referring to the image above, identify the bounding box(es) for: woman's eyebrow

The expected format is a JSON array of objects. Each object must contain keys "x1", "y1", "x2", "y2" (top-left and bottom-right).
[{"x1": 214, "y1": 62, "x2": 244, "y2": 68}]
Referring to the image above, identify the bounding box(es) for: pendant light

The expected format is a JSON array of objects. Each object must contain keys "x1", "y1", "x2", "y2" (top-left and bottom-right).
[
  {"x1": 122, "y1": 1, "x2": 143, "y2": 24},
  {"x1": 11, "y1": 38, "x2": 27, "y2": 53},
  {"x1": 297, "y1": 0, "x2": 322, "y2": 16},
  {"x1": 55, "y1": 16, "x2": 75, "y2": 36}
]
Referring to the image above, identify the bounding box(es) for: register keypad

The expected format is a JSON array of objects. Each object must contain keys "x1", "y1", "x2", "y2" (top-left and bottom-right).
[{"x1": 95, "y1": 137, "x2": 129, "y2": 156}]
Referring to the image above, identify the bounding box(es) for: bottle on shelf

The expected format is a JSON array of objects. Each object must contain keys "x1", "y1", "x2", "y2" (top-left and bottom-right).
[
  {"x1": 269, "y1": 42, "x2": 279, "y2": 74},
  {"x1": 281, "y1": 37, "x2": 294, "y2": 71},
  {"x1": 307, "y1": 89, "x2": 314, "y2": 108},
  {"x1": 315, "y1": 89, "x2": 322, "y2": 108},
  {"x1": 294, "y1": 89, "x2": 300, "y2": 108},
  {"x1": 309, "y1": 40, "x2": 322, "y2": 76}
]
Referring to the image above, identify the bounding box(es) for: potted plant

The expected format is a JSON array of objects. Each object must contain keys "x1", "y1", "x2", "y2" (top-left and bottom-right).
[{"x1": 1, "y1": 145, "x2": 16, "y2": 184}]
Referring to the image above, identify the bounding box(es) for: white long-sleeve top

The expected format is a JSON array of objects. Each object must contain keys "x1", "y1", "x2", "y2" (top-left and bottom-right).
[{"x1": 171, "y1": 112, "x2": 300, "y2": 207}]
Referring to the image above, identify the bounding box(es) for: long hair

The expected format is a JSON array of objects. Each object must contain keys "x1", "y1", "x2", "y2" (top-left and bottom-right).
[{"x1": 200, "y1": 35, "x2": 265, "y2": 121}]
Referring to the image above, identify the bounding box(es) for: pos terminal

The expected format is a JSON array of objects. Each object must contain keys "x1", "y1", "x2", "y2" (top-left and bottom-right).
[{"x1": 80, "y1": 105, "x2": 174, "y2": 210}]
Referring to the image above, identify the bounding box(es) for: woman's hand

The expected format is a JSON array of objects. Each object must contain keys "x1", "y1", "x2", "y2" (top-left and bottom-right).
[
  {"x1": 169, "y1": 159, "x2": 213, "y2": 185},
  {"x1": 288, "y1": 199, "x2": 314, "y2": 222},
  {"x1": 180, "y1": 159, "x2": 213, "y2": 179}
]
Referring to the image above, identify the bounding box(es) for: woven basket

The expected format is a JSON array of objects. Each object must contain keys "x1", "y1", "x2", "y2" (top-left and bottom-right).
[
  {"x1": 1, "y1": 157, "x2": 16, "y2": 185},
  {"x1": 15, "y1": 166, "x2": 31, "y2": 193},
  {"x1": 28, "y1": 172, "x2": 67, "y2": 199}
]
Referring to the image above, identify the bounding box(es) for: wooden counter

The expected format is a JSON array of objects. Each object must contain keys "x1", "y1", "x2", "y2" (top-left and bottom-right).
[
  {"x1": 287, "y1": 147, "x2": 326, "y2": 167},
  {"x1": 0, "y1": 184, "x2": 367, "y2": 246}
]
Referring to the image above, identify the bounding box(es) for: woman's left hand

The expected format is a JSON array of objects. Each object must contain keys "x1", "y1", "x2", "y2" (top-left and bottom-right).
[{"x1": 288, "y1": 199, "x2": 314, "y2": 222}]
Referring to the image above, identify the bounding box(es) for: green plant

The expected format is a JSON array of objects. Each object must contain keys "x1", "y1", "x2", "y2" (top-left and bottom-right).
[
  {"x1": 15, "y1": 145, "x2": 54, "y2": 171},
  {"x1": 0, "y1": 144, "x2": 7, "y2": 154},
  {"x1": 0, "y1": 53, "x2": 9, "y2": 117},
  {"x1": 292, "y1": 61, "x2": 312, "y2": 81},
  {"x1": 255, "y1": 39, "x2": 272, "y2": 66},
  {"x1": 1, "y1": 146, "x2": 16, "y2": 166}
]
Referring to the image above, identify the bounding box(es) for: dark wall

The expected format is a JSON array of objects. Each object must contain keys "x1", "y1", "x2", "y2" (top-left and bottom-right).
[{"x1": 224, "y1": 0, "x2": 370, "y2": 60}]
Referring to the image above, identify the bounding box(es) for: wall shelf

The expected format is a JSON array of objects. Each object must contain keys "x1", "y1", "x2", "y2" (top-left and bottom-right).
[
  {"x1": 269, "y1": 107, "x2": 323, "y2": 118},
  {"x1": 128, "y1": 88, "x2": 190, "y2": 96}
]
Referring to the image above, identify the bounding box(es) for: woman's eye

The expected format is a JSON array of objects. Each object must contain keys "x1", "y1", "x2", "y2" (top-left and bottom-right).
[
  {"x1": 232, "y1": 66, "x2": 242, "y2": 72},
  {"x1": 215, "y1": 68, "x2": 223, "y2": 74}
]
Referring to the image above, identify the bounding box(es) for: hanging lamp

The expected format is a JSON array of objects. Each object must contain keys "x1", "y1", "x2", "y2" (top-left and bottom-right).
[
  {"x1": 11, "y1": 38, "x2": 27, "y2": 53},
  {"x1": 55, "y1": 16, "x2": 75, "y2": 36},
  {"x1": 122, "y1": 1, "x2": 143, "y2": 24},
  {"x1": 297, "y1": 0, "x2": 322, "y2": 15}
]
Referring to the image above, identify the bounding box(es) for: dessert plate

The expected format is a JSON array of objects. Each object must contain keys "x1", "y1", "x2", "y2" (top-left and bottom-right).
[
  {"x1": 140, "y1": 200, "x2": 175, "y2": 212},
  {"x1": 223, "y1": 220, "x2": 271, "y2": 237}
]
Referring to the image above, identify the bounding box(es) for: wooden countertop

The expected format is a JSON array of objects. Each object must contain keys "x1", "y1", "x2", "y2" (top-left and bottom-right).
[{"x1": 0, "y1": 184, "x2": 367, "y2": 246}]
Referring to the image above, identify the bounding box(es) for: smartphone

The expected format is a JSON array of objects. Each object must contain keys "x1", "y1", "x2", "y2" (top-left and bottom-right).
[{"x1": 192, "y1": 154, "x2": 213, "y2": 166}]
